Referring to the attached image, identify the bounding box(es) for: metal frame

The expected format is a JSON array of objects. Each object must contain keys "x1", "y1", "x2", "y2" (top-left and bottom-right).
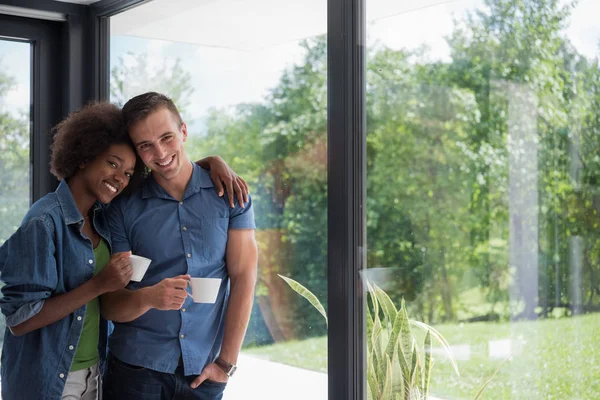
[
  {"x1": 327, "y1": 0, "x2": 366, "y2": 398},
  {"x1": 89, "y1": 0, "x2": 149, "y2": 100}
]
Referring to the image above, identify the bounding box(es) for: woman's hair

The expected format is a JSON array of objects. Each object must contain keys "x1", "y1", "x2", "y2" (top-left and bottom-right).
[{"x1": 50, "y1": 101, "x2": 146, "y2": 193}]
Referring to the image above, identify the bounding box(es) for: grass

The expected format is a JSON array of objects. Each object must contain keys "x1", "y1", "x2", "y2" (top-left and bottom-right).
[{"x1": 244, "y1": 313, "x2": 600, "y2": 399}]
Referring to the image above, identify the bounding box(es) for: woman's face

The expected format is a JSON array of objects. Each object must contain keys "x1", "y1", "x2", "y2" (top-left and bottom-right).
[{"x1": 79, "y1": 143, "x2": 136, "y2": 204}]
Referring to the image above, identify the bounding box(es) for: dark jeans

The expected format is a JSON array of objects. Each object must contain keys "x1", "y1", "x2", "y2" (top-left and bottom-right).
[{"x1": 103, "y1": 353, "x2": 227, "y2": 400}]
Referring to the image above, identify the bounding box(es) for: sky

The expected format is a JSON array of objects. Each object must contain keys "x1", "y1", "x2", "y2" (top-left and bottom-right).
[{"x1": 1, "y1": 0, "x2": 599, "y2": 128}]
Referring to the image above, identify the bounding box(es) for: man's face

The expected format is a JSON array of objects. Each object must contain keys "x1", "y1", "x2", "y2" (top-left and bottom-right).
[{"x1": 129, "y1": 107, "x2": 188, "y2": 182}]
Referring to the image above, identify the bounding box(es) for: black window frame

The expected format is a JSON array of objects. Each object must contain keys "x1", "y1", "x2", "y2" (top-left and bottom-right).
[{"x1": 0, "y1": 13, "x2": 62, "y2": 202}]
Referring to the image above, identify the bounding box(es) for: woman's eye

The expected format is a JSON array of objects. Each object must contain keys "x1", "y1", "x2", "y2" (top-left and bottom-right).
[
  {"x1": 125, "y1": 172, "x2": 133, "y2": 179},
  {"x1": 109, "y1": 161, "x2": 117, "y2": 168}
]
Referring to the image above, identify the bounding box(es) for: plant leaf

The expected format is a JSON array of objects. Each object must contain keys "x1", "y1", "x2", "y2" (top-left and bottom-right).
[
  {"x1": 382, "y1": 354, "x2": 393, "y2": 400},
  {"x1": 472, "y1": 355, "x2": 510, "y2": 400},
  {"x1": 279, "y1": 274, "x2": 328, "y2": 327},
  {"x1": 410, "y1": 320, "x2": 459, "y2": 376},
  {"x1": 423, "y1": 330, "x2": 433, "y2": 398},
  {"x1": 373, "y1": 285, "x2": 397, "y2": 325}
]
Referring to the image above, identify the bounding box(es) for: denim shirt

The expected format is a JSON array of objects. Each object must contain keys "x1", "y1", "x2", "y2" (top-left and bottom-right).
[
  {"x1": 106, "y1": 164, "x2": 255, "y2": 375},
  {"x1": 0, "y1": 180, "x2": 112, "y2": 400}
]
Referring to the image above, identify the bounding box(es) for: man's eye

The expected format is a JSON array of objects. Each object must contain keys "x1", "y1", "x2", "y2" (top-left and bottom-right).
[
  {"x1": 125, "y1": 172, "x2": 133, "y2": 179},
  {"x1": 108, "y1": 161, "x2": 117, "y2": 168}
]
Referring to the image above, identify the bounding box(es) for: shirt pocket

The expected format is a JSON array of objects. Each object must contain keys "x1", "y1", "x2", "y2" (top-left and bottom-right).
[{"x1": 199, "y1": 218, "x2": 229, "y2": 262}]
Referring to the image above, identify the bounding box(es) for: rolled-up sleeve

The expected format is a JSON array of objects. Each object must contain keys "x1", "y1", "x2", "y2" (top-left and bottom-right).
[
  {"x1": 0, "y1": 218, "x2": 57, "y2": 327},
  {"x1": 229, "y1": 194, "x2": 256, "y2": 230}
]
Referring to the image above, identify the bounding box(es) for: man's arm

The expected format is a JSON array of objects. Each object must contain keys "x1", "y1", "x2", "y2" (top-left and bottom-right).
[
  {"x1": 191, "y1": 228, "x2": 258, "y2": 388},
  {"x1": 218, "y1": 229, "x2": 258, "y2": 362},
  {"x1": 100, "y1": 275, "x2": 190, "y2": 323}
]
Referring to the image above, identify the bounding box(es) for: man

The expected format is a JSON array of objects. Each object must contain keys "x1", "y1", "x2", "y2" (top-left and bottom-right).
[{"x1": 101, "y1": 92, "x2": 258, "y2": 400}]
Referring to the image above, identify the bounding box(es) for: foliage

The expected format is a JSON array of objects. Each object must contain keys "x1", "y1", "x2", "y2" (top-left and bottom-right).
[
  {"x1": 279, "y1": 275, "x2": 510, "y2": 400},
  {"x1": 0, "y1": 61, "x2": 29, "y2": 246},
  {"x1": 185, "y1": 0, "x2": 600, "y2": 330},
  {"x1": 110, "y1": 52, "x2": 194, "y2": 118}
]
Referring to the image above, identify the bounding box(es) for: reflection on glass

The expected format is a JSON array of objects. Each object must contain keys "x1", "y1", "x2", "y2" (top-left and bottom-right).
[
  {"x1": 0, "y1": 40, "x2": 30, "y2": 245},
  {"x1": 110, "y1": 1, "x2": 327, "y2": 398},
  {"x1": 0, "y1": 38, "x2": 31, "y2": 358},
  {"x1": 366, "y1": 0, "x2": 600, "y2": 398}
]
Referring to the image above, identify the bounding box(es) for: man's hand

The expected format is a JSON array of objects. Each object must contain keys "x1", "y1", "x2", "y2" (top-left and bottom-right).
[
  {"x1": 146, "y1": 274, "x2": 190, "y2": 310},
  {"x1": 207, "y1": 156, "x2": 249, "y2": 208},
  {"x1": 190, "y1": 362, "x2": 229, "y2": 389},
  {"x1": 94, "y1": 251, "x2": 133, "y2": 292}
]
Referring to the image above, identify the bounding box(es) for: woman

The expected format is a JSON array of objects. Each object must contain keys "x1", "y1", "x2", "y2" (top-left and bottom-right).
[{"x1": 0, "y1": 102, "x2": 246, "y2": 400}]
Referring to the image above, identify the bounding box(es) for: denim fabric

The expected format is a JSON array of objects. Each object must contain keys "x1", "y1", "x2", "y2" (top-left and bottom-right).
[
  {"x1": 106, "y1": 163, "x2": 255, "y2": 376},
  {"x1": 0, "y1": 180, "x2": 112, "y2": 400},
  {"x1": 103, "y1": 354, "x2": 226, "y2": 400}
]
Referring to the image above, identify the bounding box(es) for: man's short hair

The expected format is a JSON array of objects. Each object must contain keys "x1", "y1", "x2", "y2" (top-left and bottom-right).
[{"x1": 121, "y1": 92, "x2": 183, "y2": 131}]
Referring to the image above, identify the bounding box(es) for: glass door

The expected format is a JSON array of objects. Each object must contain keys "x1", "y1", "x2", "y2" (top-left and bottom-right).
[{"x1": 0, "y1": 38, "x2": 30, "y2": 246}]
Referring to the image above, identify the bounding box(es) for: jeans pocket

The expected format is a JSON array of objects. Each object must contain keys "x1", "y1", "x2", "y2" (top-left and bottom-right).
[{"x1": 111, "y1": 356, "x2": 147, "y2": 372}]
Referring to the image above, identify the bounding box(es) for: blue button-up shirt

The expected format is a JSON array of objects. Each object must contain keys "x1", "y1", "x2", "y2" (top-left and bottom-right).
[
  {"x1": 106, "y1": 163, "x2": 255, "y2": 376},
  {"x1": 0, "y1": 180, "x2": 112, "y2": 400}
]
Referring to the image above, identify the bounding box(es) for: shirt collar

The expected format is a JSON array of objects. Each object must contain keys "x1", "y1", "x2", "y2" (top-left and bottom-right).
[
  {"x1": 141, "y1": 162, "x2": 214, "y2": 200},
  {"x1": 56, "y1": 180, "x2": 104, "y2": 226}
]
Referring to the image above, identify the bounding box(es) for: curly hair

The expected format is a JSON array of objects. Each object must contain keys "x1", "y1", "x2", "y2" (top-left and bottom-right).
[{"x1": 50, "y1": 102, "x2": 146, "y2": 191}]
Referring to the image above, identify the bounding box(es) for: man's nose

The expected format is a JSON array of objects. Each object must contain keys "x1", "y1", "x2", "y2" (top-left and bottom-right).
[{"x1": 154, "y1": 144, "x2": 167, "y2": 159}]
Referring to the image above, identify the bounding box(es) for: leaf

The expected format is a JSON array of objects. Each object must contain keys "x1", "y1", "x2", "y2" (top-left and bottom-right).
[
  {"x1": 410, "y1": 320, "x2": 459, "y2": 376},
  {"x1": 373, "y1": 285, "x2": 398, "y2": 325},
  {"x1": 384, "y1": 309, "x2": 405, "y2": 369},
  {"x1": 381, "y1": 354, "x2": 393, "y2": 400},
  {"x1": 279, "y1": 274, "x2": 328, "y2": 326},
  {"x1": 399, "y1": 301, "x2": 413, "y2": 373},
  {"x1": 423, "y1": 331, "x2": 433, "y2": 398},
  {"x1": 472, "y1": 355, "x2": 511, "y2": 400},
  {"x1": 410, "y1": 346, "x2": 418, "y2": 388}
]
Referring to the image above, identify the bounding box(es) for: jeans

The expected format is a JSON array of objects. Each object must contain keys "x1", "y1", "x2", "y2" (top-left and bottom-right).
[{"x1": 103, "y1": 353, "x2": 227, "y2": 400}]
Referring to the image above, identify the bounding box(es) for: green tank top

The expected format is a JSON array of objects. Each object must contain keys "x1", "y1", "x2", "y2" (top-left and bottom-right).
[{"x1": 70, "y1": 238, "x2": 109, "y2": 371}]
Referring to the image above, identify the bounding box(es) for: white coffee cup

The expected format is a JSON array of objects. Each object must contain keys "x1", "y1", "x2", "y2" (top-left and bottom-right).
[
  {"x1": 129, "y1": 255, "x2": 152, "y2": 282},
  {"x1": 189, "y1": 277, "x2": 222, "y2": 303}
]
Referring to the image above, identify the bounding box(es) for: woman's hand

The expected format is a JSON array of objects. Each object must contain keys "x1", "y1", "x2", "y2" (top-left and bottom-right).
[{"x1": 197, "y1": 156, "x2": 249, "y2": 208}]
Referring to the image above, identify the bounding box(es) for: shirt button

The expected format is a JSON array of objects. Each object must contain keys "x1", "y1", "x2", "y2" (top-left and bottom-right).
[
  {"x1": 59, "y1": 373, "x2": 65, "y2": 379},
  {"x1": 88, "y1": 259, "x2": 93, "y2": 264},
  {"x1": 77, "y1": 316, "x2": 82, "y2": 321},
  {"x1": 179, "y1": 201, "x2": 183, "y2": 205},
  {"x1": 182, "y1": 227, "x2": 187, "y2": 231},
  {"x1": 187, "y1": 254, "x2": 191, "y2": 258},
  {"x1": 69, "y1": 345, "x2": 74, "y2": 350},
  {"x1": 180, "y1": 334, "x2": 185, "y2": 339},
  {"x1": 181, "y1": 308, "x2": 186, "y2": 312}
]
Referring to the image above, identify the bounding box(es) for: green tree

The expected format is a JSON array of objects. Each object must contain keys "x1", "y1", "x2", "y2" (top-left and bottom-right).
[
  {"x1": 110, "y1": 52, "x2": 194, "y2": 117},
  {"x1": 0, "y1": 62, "x2": 29, "y2": 245}
]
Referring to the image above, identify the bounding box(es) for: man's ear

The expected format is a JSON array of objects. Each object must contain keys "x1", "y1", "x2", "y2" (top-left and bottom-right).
[{"x1": 181, "y1": 122, "x2": 188, "y2": 142}]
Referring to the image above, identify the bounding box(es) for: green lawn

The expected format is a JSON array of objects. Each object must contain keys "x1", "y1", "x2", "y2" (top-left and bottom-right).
[{"x1": 244, "y1": 313, "x2": 600, "y2": 399}]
